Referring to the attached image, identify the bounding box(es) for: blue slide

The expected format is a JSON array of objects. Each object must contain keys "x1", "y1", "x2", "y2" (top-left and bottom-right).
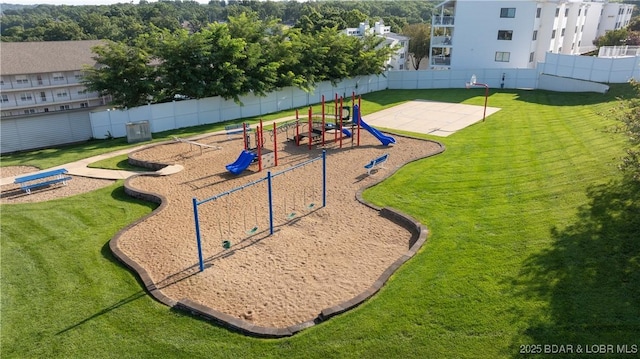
[
  {"x1": 226, "y1": 150, "x2": 257, "y2": 175},
  {"x1": 341, "y1": 128, "x2": 352, "y2": 138},
  {"x1": 353, "y1": 105, "x2": 396, "y2": 146}
]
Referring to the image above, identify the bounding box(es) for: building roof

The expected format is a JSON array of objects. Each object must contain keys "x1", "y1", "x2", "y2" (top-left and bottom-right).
[
  {"x1": 383, "y1": 33, "x2": 410, "y2": 41},
  {"x1": 0, "y1": 40, "x2": 105, "y2": 76}
]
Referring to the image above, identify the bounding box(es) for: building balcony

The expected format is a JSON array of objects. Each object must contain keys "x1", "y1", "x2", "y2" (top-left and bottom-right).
[
  {"x1": 431, "y1": 55, "x2": 451, "y2": 66},
  {"x1": 433, "y1": 15, "x2": 455, "y2": 26},
  {"x1": 432, "y1": 36, "x2": 453, "y2": 46}
]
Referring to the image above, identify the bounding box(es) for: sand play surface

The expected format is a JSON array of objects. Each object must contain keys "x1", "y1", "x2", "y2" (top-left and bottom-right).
[{"x1": 3, "y1": 123, "x2": 444, "y2": 334}]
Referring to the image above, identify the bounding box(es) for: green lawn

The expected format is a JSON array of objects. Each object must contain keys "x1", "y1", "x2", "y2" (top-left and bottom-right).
[{"x1": 2, "y1": 87, "x2": 638, "y2": 358}]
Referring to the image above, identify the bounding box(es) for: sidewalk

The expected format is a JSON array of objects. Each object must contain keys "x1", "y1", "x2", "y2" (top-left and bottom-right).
[{"x1": 1, "y1": 144, "x2": 183, "y2": 186}]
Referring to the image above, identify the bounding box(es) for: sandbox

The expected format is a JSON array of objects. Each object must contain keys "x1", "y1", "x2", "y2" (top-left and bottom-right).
[{"x1": 108, "y1": 117, "x2": 443, "y2": 337}]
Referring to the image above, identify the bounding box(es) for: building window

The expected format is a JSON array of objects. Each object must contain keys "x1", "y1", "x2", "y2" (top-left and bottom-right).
[
  {"x1": 578, "y1": 9, "x2": 581, "y2": 16},
  {"x1": 78, "y1": 89, "x2": 87, "y2": 95},
  {"x1": 552, "y1": 30, "x2": 556, "y2": 39},
  {"x1": 24, "y1": 109, "x2": 36, "y2": 114},
  {"x1": 561, "y1": 28, "x2": 566, "y2": 36},
  {"x1": 500, "y1": 8, "x2": 516, "y2": 18},
  {"x1": 80, "y1": 102, "x2": 89, "y2": 108},
  {"x1": 529, "y1": 52, "x2": 535, "y2": 62},
  {"x1": 558, "y1": 47, "x2": 562, "y2": 53},
  {"x1": 565, "y1": 8, "x2": 569, "y2": 17},
  {"x1": 585, "y1": 9, "x2": 588, "y2": 16},
  {"x1": 20, "y1": 93, "x2": 33, "y2": 101},
  {"x1": 1, "y1": 95, "x2": 8, "y2": 102},
  {"x1": 555, "y1": 8, "x2": 560, "y2": 17},
  {"x1": 495, "y1": 51, "x2": 510, "y2": 62},
  {"x1": 16, "y1": 75, "x2": 29, "y2": 84},
  {"x1": 40, "y1": 92, "x2": 47, "y2": 101},
  {"x1": 59, "y1": 105, "x2": 70, "y2": 110},
  {"x1": 44, "y1": 108, "x2": 49, "y2": 112},
  {"x1": 56, "y1": 91, "x2": 68, "y2": 98},
  {"x1": 53, "y1": 73, "x2": 65, "y2": 81},
  {"x1": 536, "y1": 7, "x2": 541, "y2": 18},
  {"x1": 532, "y1": 30, "x2": 538, "y2": 41},
  {"x1": 497, "y1": 30, "x2": 513, "y2": 40},
  {"x1": 581, "y1": 25, "x2": 584, "y2": 32}
]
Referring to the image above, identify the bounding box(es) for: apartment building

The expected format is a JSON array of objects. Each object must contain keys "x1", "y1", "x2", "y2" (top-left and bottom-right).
[
  {"x1": 430, "y1": 0, "x2": 635, "y2": 70},
  {"x1": 0, "y1": 40, "x2": 110, "y2": 118},
  {"x1": 344, "y1": 21, "x2": 410, "y2": 70}
]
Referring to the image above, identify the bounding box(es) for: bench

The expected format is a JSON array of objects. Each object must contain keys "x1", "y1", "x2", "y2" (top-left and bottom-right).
[
  {"x1": 364, "y1": 153, "x2": 389, "y2": 175},
  {"x1": 225, "y1": 123, "x2": 249, "y2": 139},
  {"x1": 14, "y1": 168, "x2": 72, "y2": 194}
]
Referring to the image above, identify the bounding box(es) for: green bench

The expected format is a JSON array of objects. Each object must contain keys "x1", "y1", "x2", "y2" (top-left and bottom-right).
[{"x1": 14, "y1": 168, "x2": 72, "y2": 194}]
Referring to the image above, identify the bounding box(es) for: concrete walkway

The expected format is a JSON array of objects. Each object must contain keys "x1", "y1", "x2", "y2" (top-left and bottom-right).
[{"x1": 1, "y1": 144, "x2": 184, "y2": 186}]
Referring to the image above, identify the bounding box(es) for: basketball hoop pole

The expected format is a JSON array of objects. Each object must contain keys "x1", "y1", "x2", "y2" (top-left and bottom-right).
[{"x1": 466, "y1": 75, "x2": 489, "y2": 122}]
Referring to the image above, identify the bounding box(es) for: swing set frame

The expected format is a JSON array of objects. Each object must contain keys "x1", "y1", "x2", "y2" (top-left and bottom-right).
[{"x1": 192, "y1": 150, "x2": 327, "y2": 272}]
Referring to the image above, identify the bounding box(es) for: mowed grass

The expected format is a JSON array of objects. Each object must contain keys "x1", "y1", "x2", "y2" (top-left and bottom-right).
[{"x1": 2, "y1": 87, "x2": 639, "y2": 358}]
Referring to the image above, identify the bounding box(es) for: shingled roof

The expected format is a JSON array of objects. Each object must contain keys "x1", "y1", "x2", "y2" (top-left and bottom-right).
[{"x1": 0, "y1": 40, "x2": 105, "y2": 76}]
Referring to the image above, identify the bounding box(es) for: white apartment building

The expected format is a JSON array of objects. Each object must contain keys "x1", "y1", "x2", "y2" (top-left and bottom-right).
[
  {"x1": 430, "y1": 0, "x2": 635, "y2": 70},
  {"x1": 0, "y1": 40, "x2": 110, "y2": 118},
  {"x1": 344, "y1": 21, "x2": 410, "y2": 70}
]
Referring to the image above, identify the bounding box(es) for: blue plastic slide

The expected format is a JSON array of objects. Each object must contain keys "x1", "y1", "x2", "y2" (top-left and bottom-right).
[
  {"x1": 341, "y1": 128, "x2": 352, "y2": 138},
  {"x1": 226, "y1": 150, "x2": 257, "y2": 175},
  {"x1": 353, "y1": 105, "x2": 396, "y2": 146}
]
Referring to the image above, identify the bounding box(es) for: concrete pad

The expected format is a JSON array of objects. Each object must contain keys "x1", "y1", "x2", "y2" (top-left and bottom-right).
[{"x1": 361, "y1": 100, "x2": 501, "y2": 137}]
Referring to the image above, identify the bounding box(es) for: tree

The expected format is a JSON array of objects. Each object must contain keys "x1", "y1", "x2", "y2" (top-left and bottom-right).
[
  {"x1": 155, "y1": 24, "x2": 247, "y2": 102},
  {"x1": 342, "y1": 9, "x2": 367, "y2": 28},
  {"x1": 594, "y1": 28, "x2": 629, "y2": 47},
  {"x1": 82, "y1": 41, "x2": 157, "y2": 108},
  {"x1": 402, "y1": 23, "x2": 430, "y2": 70},
  {"x1": 616, "y1": 80, "x2": 640, "y2": 181}
]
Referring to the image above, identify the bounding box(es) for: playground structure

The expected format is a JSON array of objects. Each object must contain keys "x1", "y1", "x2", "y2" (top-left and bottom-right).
[
  {"x1": 196, "y1": 150, "x2": 327, "y2": 272},
  {"x1": 225, "y1": 121, "x2": 276, "y2": 175},
  {"x1": 291, "y1": 93, "x2": 396, "y2": 149},
  {"x1": 225, "y1": 93, "x2": 395, "y2": 175}
]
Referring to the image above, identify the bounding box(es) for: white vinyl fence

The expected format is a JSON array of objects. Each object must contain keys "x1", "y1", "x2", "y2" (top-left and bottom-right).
[
  {"x1": 3, "y1": 51, "x2": 636, "y2": 152},
  {"x1": 90, "y1": 75, "x2": 388, "y2": 139}
]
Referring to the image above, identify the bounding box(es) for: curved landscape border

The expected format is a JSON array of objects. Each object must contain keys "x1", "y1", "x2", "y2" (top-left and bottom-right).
[{"x1": 109, "y1": 133, "x2": 445, "y2": 338}]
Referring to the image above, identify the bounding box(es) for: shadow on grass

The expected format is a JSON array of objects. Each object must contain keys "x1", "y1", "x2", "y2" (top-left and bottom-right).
[
  {"x1": 56, "y1": 290, "x2": 147, "y2": 335},
  {"x1": 514, "y1": 178, "x2": 640, "y2": 353},
  {"x1": 362, "y1": 88, "x2": 479, "y2": 107}
]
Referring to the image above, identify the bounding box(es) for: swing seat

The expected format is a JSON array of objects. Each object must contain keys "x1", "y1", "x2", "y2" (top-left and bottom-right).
[{"x1": 246, "y1": 226, "x2": 258, "y2": 235}]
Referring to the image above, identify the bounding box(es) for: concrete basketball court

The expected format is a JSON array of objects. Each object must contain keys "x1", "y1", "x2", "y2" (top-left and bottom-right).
[{"x1": 361, "y1": 100, "x2": 501, "y2": 137}]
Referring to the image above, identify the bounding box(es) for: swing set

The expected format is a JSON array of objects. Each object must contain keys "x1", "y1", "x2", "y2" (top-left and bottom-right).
[{"x1": 192, "y1": 150, "x2": 327, "y2": 272}]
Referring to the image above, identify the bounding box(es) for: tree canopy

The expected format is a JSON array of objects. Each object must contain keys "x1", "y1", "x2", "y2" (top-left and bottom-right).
[
  {"x1": 1, "y1": 1, "x2": 436, "y2": 42},
  {"x1": 82, "y1": 13, "x2": 396, "y2": 108}
]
